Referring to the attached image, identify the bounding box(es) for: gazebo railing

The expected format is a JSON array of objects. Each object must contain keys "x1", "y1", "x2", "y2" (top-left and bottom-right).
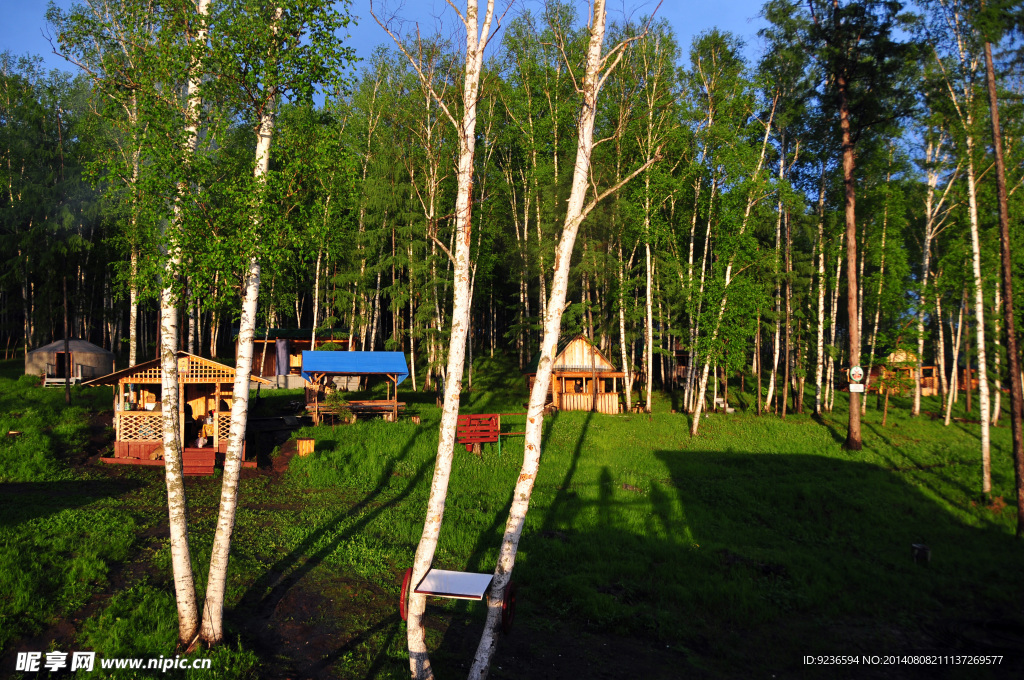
[
  {"x1": 119, "y1": 411, "x2": 162, "y2": 441},
  {"x1": 217, "y1": 413, "x2": 231, "y2": 442}
]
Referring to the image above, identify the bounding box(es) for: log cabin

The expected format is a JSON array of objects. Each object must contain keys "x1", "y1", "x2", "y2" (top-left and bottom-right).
[{"x1": 525, "y1": 335, "x2": 625, "y2": 415}]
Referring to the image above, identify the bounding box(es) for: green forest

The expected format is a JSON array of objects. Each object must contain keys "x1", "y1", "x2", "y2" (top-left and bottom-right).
[
  {"x1": 3, "y1": 0, "x2": 1024, "y2": 677},
  {"x1": 4, "y1": 0, "x2": 1024, "y2": 428}
]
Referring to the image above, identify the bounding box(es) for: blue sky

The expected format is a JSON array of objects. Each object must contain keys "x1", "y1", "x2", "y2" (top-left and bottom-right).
[{"x1": 0, "y1": 0, "x2": 770, "y2": 75}]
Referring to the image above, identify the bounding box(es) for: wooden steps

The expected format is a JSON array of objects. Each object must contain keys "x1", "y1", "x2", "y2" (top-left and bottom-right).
[{"x1": 100, "y1": 449, "x2": 257, "y2": 476}]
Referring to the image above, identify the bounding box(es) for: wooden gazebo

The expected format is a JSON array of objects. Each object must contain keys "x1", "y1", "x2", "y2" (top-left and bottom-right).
[
  {"x1": 525, "y1": 335, "x2": 625, "y2": 415},
  {"x1": 84, "y1": 352, "x2": 269, "y2": 473},
  {"x1": 301, "y1": 351, "x2": 409, "y2": 423}
]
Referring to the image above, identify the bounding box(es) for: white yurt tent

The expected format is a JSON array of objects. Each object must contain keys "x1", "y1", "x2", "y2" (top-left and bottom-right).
[{"x1": 25, "y1": 339, "x2": 114, "y2": 385}]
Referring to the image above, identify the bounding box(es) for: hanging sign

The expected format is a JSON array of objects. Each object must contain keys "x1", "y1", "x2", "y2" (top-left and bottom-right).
[
  {"x1": 177, "y1": 357, "x2": 190, "y2": 375},
  {"x1": 849, "y1": 366, "x2": 864, "y2": 383},
  {"x1": 849, "y1": 383, "x2": 865, "y2": 393}
]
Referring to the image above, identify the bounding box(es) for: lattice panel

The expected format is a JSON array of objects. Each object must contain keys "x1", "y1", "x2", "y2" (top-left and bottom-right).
[
  {"x1": 217, "y1": 414, "x2": 231, "y2": 442},
  {"x1": 126, "y1": 365, "x2": 162, "y2": 383},
  {"x1": 120, "y1": 412, "x2": 162, "y2": 441},
  {"x1": 181, "y1": 356, "x2": 235, "y2": 384}
]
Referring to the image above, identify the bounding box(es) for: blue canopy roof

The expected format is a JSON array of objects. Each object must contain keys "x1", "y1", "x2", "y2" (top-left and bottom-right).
[{"x1": 301, "y1": 351, "x2": 409, "y2": 386}]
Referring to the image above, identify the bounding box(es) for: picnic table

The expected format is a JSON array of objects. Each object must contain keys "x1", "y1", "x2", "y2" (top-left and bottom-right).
[
  {"x1": 456, "y1": 413, "x2": 525, "y2": 454},
  {"x1": 311, "y1": 400, "x2": 406, "y2": 424}
]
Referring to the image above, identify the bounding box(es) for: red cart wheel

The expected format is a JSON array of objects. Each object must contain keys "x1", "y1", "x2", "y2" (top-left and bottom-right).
[
  {"x1": 501, "y1": 580, "x2": 517, "y2": 634},
  {"x1": 399, "y1": 568, "x2": 413, "y2": 621}
]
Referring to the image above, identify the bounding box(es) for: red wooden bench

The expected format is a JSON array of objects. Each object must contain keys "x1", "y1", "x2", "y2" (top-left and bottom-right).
[{"x1": 456, "y1": 414, "x2": 525, "y2": 454}]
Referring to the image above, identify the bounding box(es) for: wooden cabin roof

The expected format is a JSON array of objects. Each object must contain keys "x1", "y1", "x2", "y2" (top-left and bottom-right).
[
  {"x1": 526, "y1": 335, "x2": 619, "y2": 374},
  {"x1": 83, "y1": 352, "x2": 271, "y2": 386}
]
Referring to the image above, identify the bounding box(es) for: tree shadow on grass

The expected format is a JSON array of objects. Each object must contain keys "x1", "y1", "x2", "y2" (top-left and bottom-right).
[
  {"x1": 0, "y1": 479, "x2": 144, "y2": 527},
  {"x1": 647, "y1": 449, "x2": 1024, "y2": 673},
  {"x1": 458, "y1": 448, "x2": 1024, "y2": 677},
  {"x1": 233, "y1": 426, "x2": 430, "y2": 623}
]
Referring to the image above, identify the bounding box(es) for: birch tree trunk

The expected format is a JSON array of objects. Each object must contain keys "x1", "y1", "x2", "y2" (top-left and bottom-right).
[
  {"x1": 372, "y1": 3, "x2": 497, "y2": 677},
  {"x1": 814, "y1": 165, "x2": 826, "y2": 414},
  {"x1": 914, "y1": 138, "x2": 957, "y2": 414},
  {"x1": 469, "y1": 5, "x2": 656, "y2": 675},
  {"x1": 965, "y1": 136, "x2": 992, "y2": 495},
  {"x1": 945, "y1": 295, "x2": 965, "y2": 426},
  {"x1": 644, "y1": 242, "x2": 653, "y2": 411},
  {"x1": 936, "y1": 282, "x2": 948, "y2": 398},
  {"x1": 129, "y1": 249, "x2": 138, "y2": 366},
  {"x1": 159, "y1": 0, "x2": 210, "y2": 645},
  {"x1": 200, "y1": 8, "x2": 280, "y2": 640},
  {"x1": 865, "y1": 174, "x2": 890, "y2": 402},
  {"x1": 689, "y1": 98, "x2": 775, "y2": 434},
  {"x1": 765, "y1": 145, "x2": 784, "y2": 414},
  {"x1": 618, "y1": 241, "x2": 633, "y2": 410}
]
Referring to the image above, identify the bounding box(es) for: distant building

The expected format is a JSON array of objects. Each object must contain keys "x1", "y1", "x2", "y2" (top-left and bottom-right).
[
  {"x1": 525, "y1": 335, "x2": 625, "y2": 415},
  {"x1": 240, "y1": 329, "x2": 349, "y2": 383},
  {"x1": 25, "y1": 338, "x2": 114, "y2": 386}
]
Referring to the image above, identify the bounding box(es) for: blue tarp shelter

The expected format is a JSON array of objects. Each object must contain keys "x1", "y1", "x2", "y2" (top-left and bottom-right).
[
  {"x1": 301, "y1": 351, "x2": 409, "y2": 385},
  {"x1": 301, "y1": 351, "x2": 410, "y2": 423}
]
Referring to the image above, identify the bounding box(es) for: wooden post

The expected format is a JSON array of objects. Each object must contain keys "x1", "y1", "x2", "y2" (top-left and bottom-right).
[
  {"x1": 214, "y1": 382, "x2": 221, "y2": 449},
  {"x1": 179, "y1": 372, "x2": 186, "y2": 446}
]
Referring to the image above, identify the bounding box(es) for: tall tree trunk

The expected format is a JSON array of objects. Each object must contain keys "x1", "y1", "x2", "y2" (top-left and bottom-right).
[
  {"x1": 839, "y1": 73, "x2": 862, "y2": 450},
  {"x1": 63, "y1": 274, "x2": 70, "y2": 405},
  {"x1": 469, "y1": 5, "x2": 655, "y2": 674},
  {"x1": 945, "y1": 294, "x2": 965, "y2": 426},
  {"x1": 936, "y1": 281, "x2": 948, "y2": 399},
  {"x1": 372, "y1": 3, "x2": 498, "y2": 676},
  {"x1": 644, "y1": 240, "x2": 653, "y2": 412},
  {"x1": 159, "y1": 0, "x2": 210, "y2": 644},
  {"x1": 814, "y1": 165, "x2": 826, "y2": 414},
  {"x1": 983, "y1": 36, "x2": 1024, "y2": 533},
  {"x1": 618, "y1": 241, "x2": 633, "y2": 411},
  {"x1": 783, "y1": 209, "x2": 792, "y2": 420},
  {"x1": 200, "y1": 11, "x2": 280, "y2": 639},
  {"x1": 992, "y1": 286, "x2": 1002, "y2": 426},
  {"x1": 865, "y1": 179, "x2": 890, "y2": 405},
  {"x1": 765, "y1": 144, "x2": 784, "y2": 414},
  {"x1": 756, "y1": 309, "x2": 762, "y2": 414},
  {"x1": 129, "y1": 254, "x2": 138, "y2": 366},
  {"x1": 964, "y1": 136, "x2": 991, "y2": 494}
]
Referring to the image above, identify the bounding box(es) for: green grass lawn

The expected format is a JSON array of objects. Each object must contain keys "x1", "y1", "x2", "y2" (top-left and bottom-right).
[{"x1": 1, "y1": 355, "x2": 1022, "y2": 678}]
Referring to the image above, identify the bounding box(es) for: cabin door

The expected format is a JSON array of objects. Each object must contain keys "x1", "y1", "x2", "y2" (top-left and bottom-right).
[{"x1": 55, "y1": 352, "x2": 71, "y2": 378}]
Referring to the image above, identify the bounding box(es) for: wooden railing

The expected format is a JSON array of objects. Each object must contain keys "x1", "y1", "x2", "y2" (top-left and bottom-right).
[
  {"x1": 217, "y1": 414, "x2": 231, "y2": 441},
  {"x1": 118, "y1": 411, "x2": 162, "y2": 441},
  {"x1": 558, "y1": 392, "x2": 619, "y2": 415}
]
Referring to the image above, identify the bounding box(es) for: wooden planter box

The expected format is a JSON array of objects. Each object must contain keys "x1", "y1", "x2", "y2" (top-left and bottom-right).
[{"x1": 296, "y1": 438, "x2": 315, "y2": 457}]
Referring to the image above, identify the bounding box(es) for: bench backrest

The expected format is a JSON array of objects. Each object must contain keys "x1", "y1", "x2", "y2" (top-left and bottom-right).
[{"x1": 456, "y1": 414, "x2": 499, "y2": 443}]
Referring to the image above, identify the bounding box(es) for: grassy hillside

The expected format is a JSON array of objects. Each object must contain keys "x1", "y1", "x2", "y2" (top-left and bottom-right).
[{"x1": 1, "y1": 355, "x2": 1021, "y2": 678}]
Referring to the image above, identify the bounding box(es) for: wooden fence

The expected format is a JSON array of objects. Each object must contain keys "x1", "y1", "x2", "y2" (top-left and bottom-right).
[{"x1": 558, "y1": 392, "x2": 620, "y2": 415}]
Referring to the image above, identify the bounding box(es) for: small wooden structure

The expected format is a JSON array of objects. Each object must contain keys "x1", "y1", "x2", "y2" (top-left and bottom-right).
[
  {"x1": 525, "y1": 335, "x2": 625, "y2": 415},
  {"x1": 919, "y1": 365, "x2": 939, "y2": 397},
  {"x1": 302, "y1": 351, "x2": 409, "y2": 423},
  {"x1": 248, "y1": 329, "x2": 350, "y2": 378},
  {"x1": 855, "y1": 350, "x2": 939, "y2": 397},
  {"x1": 26, "y1": 339, "x2": 114, "y2": 387},
  {"x1": 83, "y1": 352, "x2": 269, "y2": 474}
]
